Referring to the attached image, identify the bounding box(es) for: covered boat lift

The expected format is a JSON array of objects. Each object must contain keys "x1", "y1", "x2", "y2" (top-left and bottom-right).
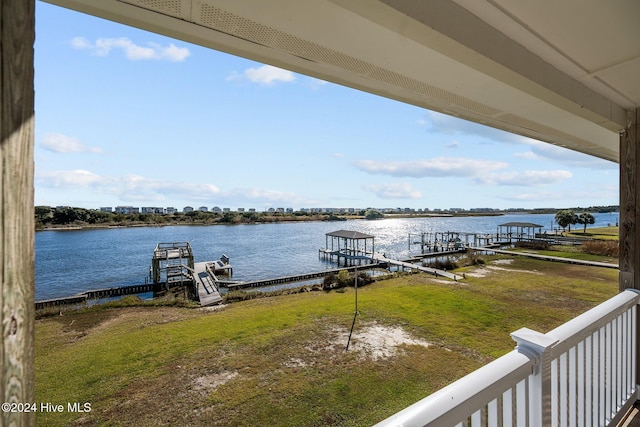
[{"x1": 320, "y1": 230, "x2": 375, "y2": 266}]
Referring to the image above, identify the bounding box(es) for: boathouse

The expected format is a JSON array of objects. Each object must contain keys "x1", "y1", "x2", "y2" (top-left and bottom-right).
[
  {"x1": 497, "y1": 222, "x2": 544, "y2": 242},
  {"x1": 320, "y1": 230, "x2": 375, "y2": 266},
  {"x1": 5, "y1": 1, "x2": 640, "y2": 425}
]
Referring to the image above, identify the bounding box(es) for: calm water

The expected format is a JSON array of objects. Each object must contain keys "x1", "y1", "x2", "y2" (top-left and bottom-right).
[{"x1": 35, "y1": 213, "x2": 619, "y2": 300}]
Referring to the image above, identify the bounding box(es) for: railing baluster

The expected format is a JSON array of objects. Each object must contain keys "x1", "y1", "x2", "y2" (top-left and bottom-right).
[
  {"x1": 632, "y1": 306, "x2": 637, "y2": 399},
  {"x1": 488, "y1": 399, "x2": 498, "y2": 427},
  {"x1": 569, "y1": 346, "x2": 577, "y2": 427},
  {"x1": 604, "y1": 323, "x2": 613, "y2": 423},
  {"x1": 614, "y1": 316, "x2": 620, "y2": 416},
  {"x1": 578, "y1": 341, "x2": 585, "y2": 427},
  {"x1": 585, "y1": 336, "x2": 592, "y2": 427},
  {"x1": 561, "y1": 352, "x2": 568, "y2": 427},
  {"x1": 551, "y1": 359, "x2": 558, "y2": 427}
]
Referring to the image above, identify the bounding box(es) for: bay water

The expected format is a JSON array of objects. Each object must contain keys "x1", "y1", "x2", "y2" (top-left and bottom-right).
[{"x1": 35, "y1": 212, "x2": 619, "y2": 301}]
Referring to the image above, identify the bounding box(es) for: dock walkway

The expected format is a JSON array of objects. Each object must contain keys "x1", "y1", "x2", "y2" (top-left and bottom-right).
[
  {"x1": 469, "y1": 247, "x2": 619, "y2": 269},
  {"x1": 226, "y1": 265, "x2": 381, "y2": 290},
  {"x1": 373, "y1": 254, "x2": 462, "y2": 281},
  {"x1": 193, "y1": 262, "x2": 223, "y2": 306}
]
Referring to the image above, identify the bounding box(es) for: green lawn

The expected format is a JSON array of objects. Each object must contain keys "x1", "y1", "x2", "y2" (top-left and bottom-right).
[
  {"x1": 35, "y1": 256, "x2": 618, "y2": 426},
  {"x1": 566, "y1": 225, "x2": 619, "y2": 240}
]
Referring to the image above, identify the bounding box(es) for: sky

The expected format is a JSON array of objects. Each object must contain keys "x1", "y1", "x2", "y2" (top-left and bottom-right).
[{"x1": 34, "y1": 2, "x2": 619, "y2": 212}]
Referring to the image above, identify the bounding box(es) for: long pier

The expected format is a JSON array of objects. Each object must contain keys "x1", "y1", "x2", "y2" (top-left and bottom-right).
[
  {"x1": 35, "y1": 283, "x2": 155, "y2": 310},
  {"x1": 373, "y1": 253, "x2": 463, "y2": 281},
  {"x1": 226, "y1": 264, "x2": 382, "y2": 290},
  {"x1": 469, "y1": 247, "x2": 619, "y2": 269}
]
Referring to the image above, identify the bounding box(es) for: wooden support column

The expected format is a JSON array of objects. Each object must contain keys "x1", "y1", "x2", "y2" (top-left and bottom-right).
[
  {"x1": 620, "y1": 108, "x2": 640, "y2": 291},
  {"x1": 619, "y1": 108, "x2": 640, "y2": 389},
  {"x1": 1, "y1": 1, "x2": 36, "y2": 426}
]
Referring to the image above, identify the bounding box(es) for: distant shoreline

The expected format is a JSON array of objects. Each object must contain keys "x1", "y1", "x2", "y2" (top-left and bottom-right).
[{"x1": 35, "y1": 212, "x2": 508, "y2": 231}]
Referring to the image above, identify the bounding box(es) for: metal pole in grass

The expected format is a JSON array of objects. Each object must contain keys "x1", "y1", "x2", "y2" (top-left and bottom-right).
[{"x1": 346, "y1": 266, "x2": 358, "y2": 351}]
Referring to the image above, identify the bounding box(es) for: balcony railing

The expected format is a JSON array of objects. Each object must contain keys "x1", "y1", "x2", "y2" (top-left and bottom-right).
[{"x1": 375, "y1": 289, "x2": 640, "y2": 427}]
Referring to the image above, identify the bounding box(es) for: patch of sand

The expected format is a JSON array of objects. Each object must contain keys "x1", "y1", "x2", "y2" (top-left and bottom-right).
[
  {"x1": 193, "y1": 370, "x2": 238, "y2": 394},
  {"x1": 492, "y1": 259, "x2": 514, "y2": 265},
  {"x1": 336, "y1": 322, "x2": 430, "y2": 360},
  {"x1": 465, "y1": 258, "x2": 543, "y2": 277}
]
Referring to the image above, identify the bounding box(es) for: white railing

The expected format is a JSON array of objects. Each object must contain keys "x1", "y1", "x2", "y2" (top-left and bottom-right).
[{"x1": 375, "y1": 289, "x2": 640, "y2": 427}]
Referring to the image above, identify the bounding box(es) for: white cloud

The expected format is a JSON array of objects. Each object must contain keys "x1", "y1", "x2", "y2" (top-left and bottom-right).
[
  {"x1": 36, "y1": 169, "x2": 102, "y2": 187},
  {"x1": 307, "y1": 77, "x2": 328, "y2": 89},
  {"x1": 228, "y1": 65, "x2": 296, "y2": 85},
  {"x1": 34, "y1": 169, "x2": 315, "y2": 206},
  {"x1": 362, "y1": 183, "x2": 422, "y2": 200},
  {"x1": 475, "y1": 170, "x2": 573, "y2": 186},
  {"x1": 36, "y1": 170, "x2": 219, "y2": 202},
  {"x1": 521, "y1": 139, "x2": 617, "y2": 169},
  {"x1": 40, "y1": 133, "x2": 102, "y2": 153},
  {"x1": 422, "y1": 111, "x2": 520, "y2": 144},
  {"x1": 71, "y1": 36, "x2": 190, "y2": 62},
  {"x1": 227, "y1": 188, "x2": 306, "y2": 204},
  {"x1": 354, "y1": 157, "x2": 508, "y2": 178},
  {"x1": 514, "y1": 151, "x2": 539, "y2": 160}
]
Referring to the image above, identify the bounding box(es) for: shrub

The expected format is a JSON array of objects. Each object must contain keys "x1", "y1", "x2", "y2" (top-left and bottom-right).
[
  {"x1": 581, "y1": 240, "x2": 619, "y2": 257},
  {"x1": 426, "y1": 257, "x2": 458, "y2": 270},
  {"x1": 464, "y1": 250, "x2": 485, "y2": 266},
  {"x1": 323, "y1": 272, "x2": 337, "y2": 288},
  {"x1": 515, "y1": 241, "x2": 550, "y2": 250},
  {"x1": 323, "y1": 270, "x2": 374, "y2": 290}
]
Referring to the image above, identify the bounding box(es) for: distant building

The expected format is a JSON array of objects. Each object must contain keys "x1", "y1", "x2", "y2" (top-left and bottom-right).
[
  {"x1": 237, "y1": 208, "x2": 245, "y2": 212},
  {"x1": 115, "y1": 206, "x2": 139, "y2": 214},
  {"x1": 211, "y1": 206, "x2": 222, "y2": 213},
  {"x1": 222, "y1": 208, "x2": 230, "y2": 212},
  {"x1": 165, "y1": 207, "x2": 177, "y2": 215},
  {"x1": 248, "y1": 208, "x2": 256, "y2": 213},
  {"x1": 141, "y1": 207, "x2": 164, "y2": 214},
  {"x1": 99, "y1": 207, "x2": 112, "y2": 213},
  {"x1": 183, "y1": 206, "x2": 194, "y2": 213},
  {"x1": 198, "y1": 206, "x2": 208, "y2": 212}
]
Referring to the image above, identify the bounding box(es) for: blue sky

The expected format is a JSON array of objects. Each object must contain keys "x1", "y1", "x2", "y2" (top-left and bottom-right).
[{"x1": 34, "y1": 2, "x2": 619, "y2": 211}]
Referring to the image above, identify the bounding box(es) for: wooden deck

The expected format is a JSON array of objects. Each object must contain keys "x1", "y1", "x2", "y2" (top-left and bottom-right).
[{"x1": 193, "y1": 262, "x2": 222, "y2": 306}]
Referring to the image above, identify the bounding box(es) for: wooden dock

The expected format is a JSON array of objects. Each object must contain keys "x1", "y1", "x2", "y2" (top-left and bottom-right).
[
  {"x1": 226, "y1": 265, "x2": 381, "y2": 290},
  {"x1": 35, "y1": 283, "x2": 156, "y2": 310},
  {"x1": 469, "y1": 247, "x2": 619, "y2": 269},
  {"x1": 373, "y1": 254, "x2": 463, "y2": 281},
  {"x1": 192, "y1": 262, "x2": 223, "y2": 306}
]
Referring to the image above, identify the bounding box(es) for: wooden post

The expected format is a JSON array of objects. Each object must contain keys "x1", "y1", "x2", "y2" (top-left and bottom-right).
[
  {"x1": 1, "y1": 1, "x2": 36, "y2": 426},
  {"x1": 620, "y1": 108, "x2": 639, "y2": 291},
  {"x1": 619, "y1": 108, "x2": 640, "y2": 389}
]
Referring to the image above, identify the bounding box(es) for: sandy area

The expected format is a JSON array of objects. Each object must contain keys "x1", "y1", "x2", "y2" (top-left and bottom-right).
[{"x1": 336, "y1": 322, "x2": 430, "y2": 360}]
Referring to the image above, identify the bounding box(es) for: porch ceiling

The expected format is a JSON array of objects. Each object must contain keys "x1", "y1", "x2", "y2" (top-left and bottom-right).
[{"x1": 43, "y1": 0, "x2": 640, "y2": 163}]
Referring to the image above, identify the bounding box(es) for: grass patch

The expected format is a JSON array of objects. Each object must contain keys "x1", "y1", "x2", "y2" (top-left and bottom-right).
[
  {"x1": 35, "y1": 257, "x2": 618, "y2": 426},
  {"x1": 566, "y1": 225, "x2": 619, "y2": 240}
]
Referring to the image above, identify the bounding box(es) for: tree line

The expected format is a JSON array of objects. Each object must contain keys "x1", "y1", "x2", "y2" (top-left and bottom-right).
[{"x1": 34, "y1": 206, "x2": 363, "y2": 229}]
